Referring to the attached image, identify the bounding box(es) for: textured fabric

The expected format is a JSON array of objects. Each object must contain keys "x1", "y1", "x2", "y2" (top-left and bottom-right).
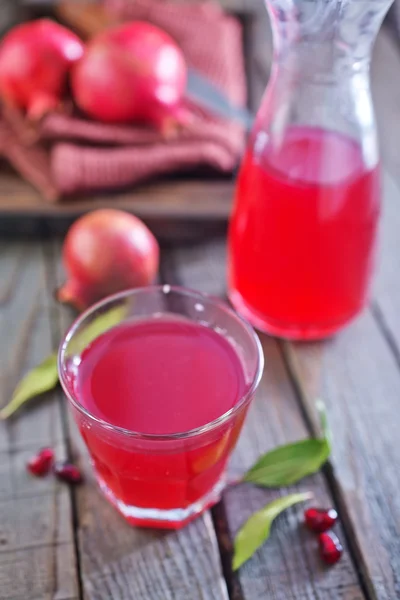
[
  {"x1": 53, "y1": 140, "x2": 237, "y2": 194},
  {"x1": 0, "y1": 0, "x2": 246, "y2": 200},
  {"x1": 0, "y1": 118, "x2": 57, "y2": 201}
]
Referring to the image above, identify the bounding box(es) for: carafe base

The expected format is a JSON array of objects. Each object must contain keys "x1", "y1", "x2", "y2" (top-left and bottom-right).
[{"x1": 229, "y1": 288, "x2": 362, "y2": 341}]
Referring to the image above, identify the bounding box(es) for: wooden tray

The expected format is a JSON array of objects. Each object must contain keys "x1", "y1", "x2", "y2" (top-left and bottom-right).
[
  {"x1": 0, "y1": 167, "x2": 234, "y2": 240},
  {"x1": 0, "y1": 0, "x2": 272, "y2": 239}
]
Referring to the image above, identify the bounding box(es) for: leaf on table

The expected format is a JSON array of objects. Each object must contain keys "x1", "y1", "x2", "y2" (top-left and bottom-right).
[
  {"x1": 243, "y1": 400, "x2": 331, "y2": 487},
  {"x1": 233, "y1": 491, "x2": 312, "y2": 570},
  {"x1": 243, "y1": 438, "x2": 330, "y2": 487},
  {"x1": 0, "y1": 305, "x2": 127, "y2": 420},
  {"x1": 0, "y1": 353, "x2": 59, "y2": 419},
  {"x1": 67, "y1": 304, "x2": 126, "y2": 356},
  {"x1": 316, "y1": 398, "x2": 332, "y2": 447}
]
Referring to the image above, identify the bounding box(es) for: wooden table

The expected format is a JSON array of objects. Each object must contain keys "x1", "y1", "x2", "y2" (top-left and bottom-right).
[{"x1": 1, "y1": 17, "x2": 400, "y2": 600}]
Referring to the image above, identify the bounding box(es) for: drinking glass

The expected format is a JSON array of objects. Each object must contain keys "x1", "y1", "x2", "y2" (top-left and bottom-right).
[{"x1": 58, "y1": 286, "x2": 264, "y2": 529}]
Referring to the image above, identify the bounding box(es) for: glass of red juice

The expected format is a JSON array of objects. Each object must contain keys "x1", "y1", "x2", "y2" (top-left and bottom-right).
[{"x1": 58, "y1": 286, "x2": 263, "y2": 529}]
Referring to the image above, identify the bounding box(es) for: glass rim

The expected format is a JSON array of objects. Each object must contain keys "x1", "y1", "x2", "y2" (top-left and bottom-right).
[{"x1": 58, "y1": 285, "x2": 264, "y2": 441}]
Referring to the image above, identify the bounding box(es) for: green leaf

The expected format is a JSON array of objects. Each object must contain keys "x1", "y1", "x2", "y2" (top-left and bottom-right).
[
  {"x1": 316, "y1": 398, "x2": 332, "y2": 449},
  {"x1": 243, "y1": 438, "x2": 330, "y2": 487},
  {"x1": 67, "y1": 304, "x2": 126, "y2": 356},
  {"x1": 233, "y1": 492, "x2": 312, "y2": 570},
  {"x1": 0, "y1": 353, "x2": 59, "y2": 419},
  {"x1": 0, "y1": 304, "x2": 127, "y2": 420},
  {"x1": 243, "y1": 401, "x2": 331, "y2": 487}
]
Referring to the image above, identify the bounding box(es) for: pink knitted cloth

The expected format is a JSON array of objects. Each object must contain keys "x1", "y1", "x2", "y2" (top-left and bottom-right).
[{"x1": 0, "y1": 0, "x2": 247, "y2": 200}]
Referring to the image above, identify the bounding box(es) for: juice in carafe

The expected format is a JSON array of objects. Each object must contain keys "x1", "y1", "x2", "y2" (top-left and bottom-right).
[
  {"x1": 227, "y1": 0, "x2": 393, "y2": 339},
  {"x1": 229, "y1": 126, "x2": 380, "y2": 339}
]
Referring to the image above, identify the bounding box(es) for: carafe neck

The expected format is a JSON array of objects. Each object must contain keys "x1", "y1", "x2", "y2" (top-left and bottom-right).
[{"x1": 267, "y1": 0, "x2": 394, "y2": 76}]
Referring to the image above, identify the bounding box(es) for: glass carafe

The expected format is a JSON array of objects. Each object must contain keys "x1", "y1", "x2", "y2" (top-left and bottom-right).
[{"x1": 228, "y1": 0, "x2": 394, "y2": 340}]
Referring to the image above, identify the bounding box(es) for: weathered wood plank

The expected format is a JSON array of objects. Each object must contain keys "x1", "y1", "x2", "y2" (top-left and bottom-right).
[
  {"x1": 47, "y1": 239, "x2": 230, "y2": 600},
  {"x1": 281, "y1": 173, "x2": 400, "y2": 599},
  {"x1": 283, "y1": 311, "x2": 400, "y2": 600},
  {"x1": 77, "y1": 487, "x2": 228, "y2": 600},
  {"x1": 372, "y1": 26, "x2": 400, "y2": 186},
  {"x1": 165, "y1": 238, "x2": 364, "y2": 600},
  {"x1": 266, "y1": 27, "x2": 400, "y2": 597},
  {"x1": 0, "y1": 240, "x2": 79, "y2": 600},
  {"x1": 370, "y1": 23, "x2": 400, "y2": 351},
  {"x1": 373, "y1": 172, "x2": 400, "y2": 353},
  {"x1": 0, "y1": 543, "x2": 78, "y2": 600},
  {"x1": 0, "y1": 175, "x2": 234, "y2": 221},
  {"x1": 24, "y1": 0, "x2": 251, "y2": 15}
]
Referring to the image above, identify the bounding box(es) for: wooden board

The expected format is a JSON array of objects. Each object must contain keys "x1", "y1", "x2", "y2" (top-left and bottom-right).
[{"x1": 0, "y1": 172, "x2": 233, "y2": 240}]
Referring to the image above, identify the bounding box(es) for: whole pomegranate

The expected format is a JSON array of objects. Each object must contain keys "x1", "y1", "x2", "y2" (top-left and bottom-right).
[
  {"x1": 0, "y1": 19, "x2": 84, "y2": 119},
  {"x1": 71, "y1": 21, "x2": 188, "y2": 132},
  {"x1": 57, "y1": 209, "x2": 159, "y2": 311}
]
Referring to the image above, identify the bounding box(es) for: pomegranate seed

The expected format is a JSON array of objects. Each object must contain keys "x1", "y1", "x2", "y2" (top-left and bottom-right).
[
  {"x1": 319, "y1": 531, "x2": 343, "y2": 565},
  {"x1": 54, "y1": 462, "x2": 83, "y2": 484},
  {"x1": 304, "y1": 507, "x2": 338, "y2": 533},
  {"x1": 27, "y1": 447, "x2": 54, "y2": 477}
]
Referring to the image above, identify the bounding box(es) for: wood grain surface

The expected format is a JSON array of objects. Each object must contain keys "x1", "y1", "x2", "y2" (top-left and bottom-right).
[
  {"x1": 0, "y1": 241, "x2": 79, "y2": 600},
  {"x1": 44, "y1": 240, "x2": 230, "y2": 600},
  {"x1": 164, "y1": 240, "x2": 364, "y2": 600},
  {"x1": 0, "y1": 171, "x2": 234, "y2": 221},
  {"x1": 279, "y1": 176, "x2": 400, "y2": 600}
]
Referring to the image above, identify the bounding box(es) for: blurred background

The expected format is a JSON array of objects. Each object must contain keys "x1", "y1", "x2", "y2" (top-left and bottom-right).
[
  {"x1": 0, "y1": 0, "x2": 254, "y2": 240},
  {"x1": 0, "y1": 0, "x2": 399, "y2": 242}
]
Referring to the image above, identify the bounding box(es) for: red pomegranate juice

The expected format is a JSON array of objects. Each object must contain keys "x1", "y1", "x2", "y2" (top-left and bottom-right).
[
  {"x1": 75, "y1": 316, "x2": 247, "y2": 527},
  {"x1": 229, "y1": 126, "x2": 380, "y2": 339}
]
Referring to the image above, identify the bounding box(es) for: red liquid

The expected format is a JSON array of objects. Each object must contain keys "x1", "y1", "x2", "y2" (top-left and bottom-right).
[
  {"x1": 75, "y1": 316, "x2": 247, "y2": 527},
  {"x1": 229, "y1": 126, "x2": 380, "y2": 339}
]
